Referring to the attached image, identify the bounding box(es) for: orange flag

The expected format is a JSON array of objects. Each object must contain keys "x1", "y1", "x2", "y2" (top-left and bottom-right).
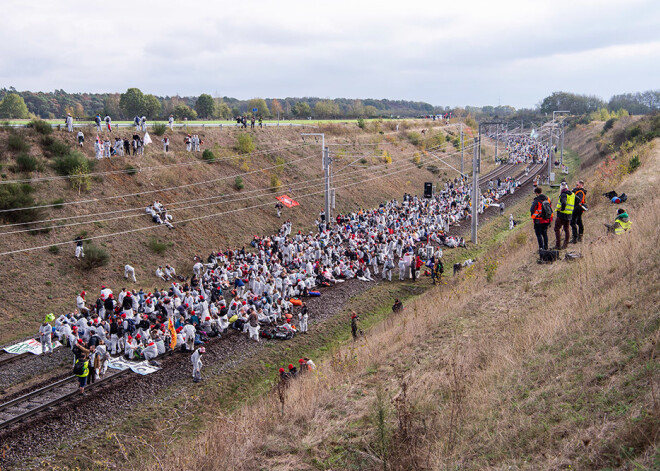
[{"x1": 168, "y1": 319, "x2": 177, "y2": 349}]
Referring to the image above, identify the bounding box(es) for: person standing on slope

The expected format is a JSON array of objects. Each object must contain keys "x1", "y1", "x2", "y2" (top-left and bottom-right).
[
  {"x1": 571, "y1": 180, "x2": 587, "y2": 243},
  {"x1": 530, "y1": 186, "x2": 552, "y2": 251},
  {"x1": 554, "y1": 181, "x2": 574, "y2": 249}
]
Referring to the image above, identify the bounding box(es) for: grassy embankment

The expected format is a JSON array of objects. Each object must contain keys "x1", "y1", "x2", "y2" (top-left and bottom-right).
[
  {"x1": 142, "y1": 121, "x2": 660, "y2": 470},
  {"x1": 34, "y1": 147, "x2": 532, "y2": 469}
]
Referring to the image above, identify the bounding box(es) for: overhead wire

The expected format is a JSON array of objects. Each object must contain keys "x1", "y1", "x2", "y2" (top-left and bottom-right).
[
  {"x1": 0, "y1": 150, "x2": 444, "y2": 236},
  {"x1": 0, "y1": 153, "x2": 319, "y2": 214},
  {"x1": 0, "y1": 152, "x2": 446, "y2": 257},
  {"x1": 0, "y1": 140, "x2": 459, "y2": 225},
  {"x1": 0, "y1": 143, "x2": 311, "y2": 185}
]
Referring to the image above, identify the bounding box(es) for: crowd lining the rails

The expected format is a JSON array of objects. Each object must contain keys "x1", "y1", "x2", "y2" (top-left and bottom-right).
[{"x1": 33, "y1": 133, "x2": 541, "y2": 390}]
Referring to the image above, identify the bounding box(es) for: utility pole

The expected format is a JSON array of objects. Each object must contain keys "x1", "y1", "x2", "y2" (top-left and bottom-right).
[
  {"x1": 494, "y1": 124, "x2": 498, "y2": 162},
  {"x1": 323, "y1": 146, "x2": 331, "y2": 221},
  {"x1": 547, "y1": 126, "x2": 552, "y2": 183},
  {"x1": 301, "y1": 132, "x2": 329, "y2": 226},
  {"x1": 552, "y1": 110, "x2": 569, "y2": 168},
  {"x1": 460, "y1": 123, "x2": 464, "y2": 175},
  {"x1": 471, "y1": 137, "x2": 479, "y2": 244},
  {"x1": 560, "y1": 120, "x2": 565, "y2": 166}
]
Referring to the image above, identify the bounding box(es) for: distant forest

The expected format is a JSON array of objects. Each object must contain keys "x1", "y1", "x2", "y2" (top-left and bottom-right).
[{"x1": 0, "y1": 87, "x2": 658, "y2": 121}]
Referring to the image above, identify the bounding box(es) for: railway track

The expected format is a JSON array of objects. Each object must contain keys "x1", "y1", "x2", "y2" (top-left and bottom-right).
[
  {"x1": 0, "y1": 369, "x2": 131, "y2": 431},
  {"x1": 0, "y1": 351, "x2": 30, "y2": 368},
  {"x1": 0, "y1": 346, "x2": 178, "y2": 432}
]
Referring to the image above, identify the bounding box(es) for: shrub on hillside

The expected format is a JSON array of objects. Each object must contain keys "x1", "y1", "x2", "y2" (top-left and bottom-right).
[
  {"x1": 0, "y1": 183, "x2": 41, "y2": 223},
  {"x1": 79, "y1": 243, "x2": 109, "y2": 270},
  {"x1": 424, "y1": 131, "x2": 445, "y2": 149},
  {"x1": 51, "y1": 198, "x2": 64, "y2": 209},
  {"x1": 357, "y1": 118, "x2": 366, "y2": 129},
  {"x1": 602, "y1": 117, "x2": 618, "y2": 135},
  {"x1": 28, "y1": 119, "x2": 53, "y2": 135},
  {"x1": 70, "y1": 164, "x2": 91, "y2": 193},
  {"x1": 15, "y1": 153, "x2": 40, "y2": 172},
  {"x1": 125, "y1": 165, "x2": 137, "y2": 176},
  {"x1": 152, "y1": 123, "x2": 167, "y2": 136},
  {"x1": 407, "y1": 131, "x2": 422, "y2": 146},
  {"x1": 234, "y1": 176, "x2": 244, "y2": 190},
  {"x1": 202, "y1": 149, "x2": 216, "y2": 163},
  {"x1": 270, "y1": 174, "x2": 282, "y2": 191},
  {"x1": 148, "y1": 237, "x2": 172, "y2": 255},
  {"x1": 628, "y1": 155, "x2": 641, "y2": 173},
  {"x1": 48, "y1": 245, "x2": 60, "y2": 255},
  {"x1": 235, "y1": 133, "x2": 255, "y2": 154},
  {"x1": 8, "y1": 134, "x2": 30, "y2": 152},
  {"x1": 41, "y1": 136, "x2": 70, "y2": 158},
  {"x1": 52, "y1": 151, "x2": 92, "y2": 176}
]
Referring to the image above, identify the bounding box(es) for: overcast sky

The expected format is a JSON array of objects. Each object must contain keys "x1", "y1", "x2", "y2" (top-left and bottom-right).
[{"x1": 1, "y1": 0, "x2": 658, "y2": 108}]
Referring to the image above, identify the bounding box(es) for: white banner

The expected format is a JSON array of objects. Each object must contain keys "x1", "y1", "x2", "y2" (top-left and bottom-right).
[
  {"x1": 107, "y1": 357, "x2": 161, "y2": 375},
  {"x1": 107, "y1": 357, "x2": 132, "y2": 371},
  {"x1": 129, "y1": 360, "x2": 161, "y2": 376},
  {"x1": 4, "y1": 338, "x2": 61, "y2": 355}
]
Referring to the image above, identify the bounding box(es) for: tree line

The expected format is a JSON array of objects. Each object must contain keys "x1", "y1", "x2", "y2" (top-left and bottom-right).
[
  {"x1": 0, "y1": 87, "x2": 658, "y2": 121},
  {"x1": 0, "y1": 88, "x2": 437, "y2": 121}
]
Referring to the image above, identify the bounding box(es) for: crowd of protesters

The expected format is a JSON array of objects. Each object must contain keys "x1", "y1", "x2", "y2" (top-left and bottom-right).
[{"x1": 35, "y1": 127, "x2": 546, "y2": 390}]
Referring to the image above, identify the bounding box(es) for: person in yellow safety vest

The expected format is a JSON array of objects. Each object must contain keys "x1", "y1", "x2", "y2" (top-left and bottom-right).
[
  {"x1": 554, "y1": 181, "x2": 575, "y2": 249},
  {"x1": 74, "y1": 353, "x2": 90, "y2": 395},
  {"x1": 606, "y1": 208, "x2": 632, "y2": 235}
]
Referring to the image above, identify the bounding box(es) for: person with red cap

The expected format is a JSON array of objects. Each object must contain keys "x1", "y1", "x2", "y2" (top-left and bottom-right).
[
  {"x1": 351, "y1": 312, "x2": 360, "y2": 340},
  {"x1": 143, "y1": 340, "x2": 158, "y2": 362},
  {"x1": 125, "y1": 335, "x2": 137, "y2": 360},
  {"x1": 76, "y1": 291, "x2": 88, "y2": 316},
  {"x1": 278, "y1": 367, "x2": 288, "y2": 380},
  {"x1": 287, "y1": 363, "x2": 298, "y2": 378},
  {"x1": 191, "y1": 346, "x2": 205, "y2": 383}
]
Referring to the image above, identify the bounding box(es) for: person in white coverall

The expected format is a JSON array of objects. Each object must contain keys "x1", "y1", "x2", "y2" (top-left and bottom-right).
[
  {"x1": 124, "y1": 264, "x2": 137, "y2": 282},
  {"x1": 191, "y1": 346, "x2": 205, "y2": 382},
  {"x1": 143, "y1": 341, "x2": 158, "y2": 361},
  {"x1": 66, "y1": 114, "x2": 73, "y2": 132},
  {"x1": 183, "y1": 323, "x2": 196, "y2": 351},
  {"x1": 40, "y1": 321, "x2": 53, "y2": 354}
]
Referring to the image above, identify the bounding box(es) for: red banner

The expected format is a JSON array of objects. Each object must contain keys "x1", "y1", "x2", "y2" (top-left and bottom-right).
[{"x1": 276, "y1": 195, "x2": 300, "y2": 208}]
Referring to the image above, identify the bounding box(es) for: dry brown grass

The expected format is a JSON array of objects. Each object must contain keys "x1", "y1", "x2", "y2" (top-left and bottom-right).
[{"x1": 148, "y1": 140, "x2": 660, "y2": 470}]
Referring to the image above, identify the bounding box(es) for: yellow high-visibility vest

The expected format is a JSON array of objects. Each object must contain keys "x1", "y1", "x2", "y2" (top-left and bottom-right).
[
  {"x1": 557, "y1": 192, "x2": 575, "y2": 215},
  {"x1": 615, "y1": 220, "x2": 632, "y2": 234}
]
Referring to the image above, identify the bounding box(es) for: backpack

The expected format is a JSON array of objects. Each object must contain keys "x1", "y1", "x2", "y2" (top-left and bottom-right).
[
  {"x1": 538, "y1": 249, "x2": 559, "y2": 263},
  {"x1": 540, "y1": 200, "x2": 553, "y2": 220},
  {"x1": 126, "y1": 318, "x2": 137, "y2": 334},
  {"x1": 73, "y1": 360, "x2": 85, "y2": 375}
]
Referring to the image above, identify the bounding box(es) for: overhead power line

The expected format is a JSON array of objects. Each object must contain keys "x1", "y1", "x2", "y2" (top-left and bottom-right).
[
  {"x1": 0, "y1": 151, "x2": 444, "y2": 236},
  {"x1": 0, "y1": 144, "x2": 311, "y2": 185},
  {"x1": 0, "y1": 155, "x2": 442, "y2": 257}
]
